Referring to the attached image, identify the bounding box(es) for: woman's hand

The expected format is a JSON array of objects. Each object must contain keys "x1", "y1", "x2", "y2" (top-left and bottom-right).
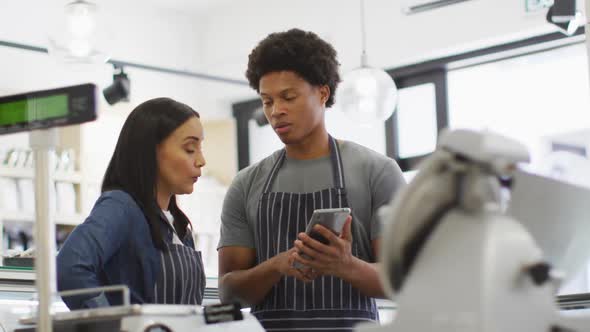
[{"x1": 292, "y1": 216, "x2": 354, "y2": 279}]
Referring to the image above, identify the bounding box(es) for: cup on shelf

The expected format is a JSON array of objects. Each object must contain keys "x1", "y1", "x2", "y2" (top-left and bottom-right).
[
  {"x1": 55, "y1": 182, "x2": 76, "y2": 215},
  {"x1": 4, "y1": 149, "x2": 21, "y2": 168},
  {"x1": 16, "y1": 178, "x2": 58, "y2": 214},
  {"x1": 0, "y1": 178, "x2": 19, "y2": 211},
  {"x1": 0, "y1": 149, "x2": 7, "y2": 167},
  {"x1": 16, "y1": 178, "x2": 35, "y2": 213},
  {"x1": 55, "y1": 149, "x2": 76, "y2": 173},
  {"x1": 21, "y1": 150, "x2": 33, "y2": 169}
]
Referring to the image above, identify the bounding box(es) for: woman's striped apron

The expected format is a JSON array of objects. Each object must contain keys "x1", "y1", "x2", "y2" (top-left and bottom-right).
[{"x1": 153, "y1": 224, "x2": 206, "y2": 305}]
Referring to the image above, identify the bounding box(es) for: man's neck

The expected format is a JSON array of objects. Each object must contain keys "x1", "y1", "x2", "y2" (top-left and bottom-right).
[{"x1": 284, "y1": 130, "x2": 330, "y2": 160}]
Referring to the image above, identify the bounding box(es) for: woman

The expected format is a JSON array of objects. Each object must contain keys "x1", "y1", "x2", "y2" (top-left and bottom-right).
[{"x1": 57, "y1": 97, "x2": 206, "y2": 309}]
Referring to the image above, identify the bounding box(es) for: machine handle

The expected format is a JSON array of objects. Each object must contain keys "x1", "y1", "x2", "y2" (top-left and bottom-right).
[{"x1": 57, "y1": 284, "x2": 131, "y2": 307}]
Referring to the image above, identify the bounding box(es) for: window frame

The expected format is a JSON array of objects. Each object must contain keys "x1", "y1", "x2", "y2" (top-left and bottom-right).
[{"x1": 386, "y1": 69, "x2": 448, "y2": 172}]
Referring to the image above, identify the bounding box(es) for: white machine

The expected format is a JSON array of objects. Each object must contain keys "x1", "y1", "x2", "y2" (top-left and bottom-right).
[
  {"x1": 358, "y1": 129, "x2": 590, "y2": 332},
  {"x1": 358, "y1": 2, "x2": 590, "y2": 329}
]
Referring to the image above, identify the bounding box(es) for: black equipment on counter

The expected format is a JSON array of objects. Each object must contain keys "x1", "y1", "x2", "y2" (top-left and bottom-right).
[{"x1": 203, "y1": 302, "x2": 243, "y2": 324}]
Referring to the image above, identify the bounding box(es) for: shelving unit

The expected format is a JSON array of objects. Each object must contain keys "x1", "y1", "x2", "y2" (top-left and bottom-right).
[
  {"x1": 0, "y1": 125, "x2": 98, "y2": 258},
  {"x1": 0, "y1": 165, "x2": 86, "y2": 227}
]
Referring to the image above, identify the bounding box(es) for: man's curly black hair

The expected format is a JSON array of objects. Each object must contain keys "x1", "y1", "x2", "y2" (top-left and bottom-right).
[{"x1": 246, "y1": 28, "x2": 341, "y2": 108}]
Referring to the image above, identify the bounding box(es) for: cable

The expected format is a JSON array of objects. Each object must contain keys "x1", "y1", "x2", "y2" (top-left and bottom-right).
[{"x1": 359, "y1": 0, "x2": 368, "y2": 67}]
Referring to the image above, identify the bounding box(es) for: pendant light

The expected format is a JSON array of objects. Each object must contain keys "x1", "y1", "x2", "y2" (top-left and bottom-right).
[
  {"x1": 48, "y1": 0, "x2": 108, "y2": 64},
  {"x1": 336, "y1": 0, "x2": 398, "y2": 126}
]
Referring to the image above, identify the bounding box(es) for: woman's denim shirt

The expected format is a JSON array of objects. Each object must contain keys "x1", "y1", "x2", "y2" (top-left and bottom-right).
[{"x1": 56, "y1": 190, "x2": 195, "y2": 310}]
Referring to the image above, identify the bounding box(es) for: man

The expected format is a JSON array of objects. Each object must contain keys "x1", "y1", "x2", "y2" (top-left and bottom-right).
[{"x1": 218, "y1": 28, "x2": 405, "y2": 331}]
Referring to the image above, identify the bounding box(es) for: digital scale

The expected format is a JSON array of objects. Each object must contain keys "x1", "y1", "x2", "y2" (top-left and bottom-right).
[{"x1": 0, "y1": 84, "x2": 97, "y2": 135}]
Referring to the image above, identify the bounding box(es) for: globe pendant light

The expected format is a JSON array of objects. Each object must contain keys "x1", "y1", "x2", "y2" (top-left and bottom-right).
[
  {"x1": 48, "y1": 0, "x2": 108, "y2": 64},
  {"x1": 337, "y1": 0, "x2": 398, "y2": 126}
]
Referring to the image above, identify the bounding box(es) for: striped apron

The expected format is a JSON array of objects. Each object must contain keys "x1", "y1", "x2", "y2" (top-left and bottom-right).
[
  {"x1": 253, "y1": 136, "x2": 379, "y2": 331},
  {"x1": 153, "y1": 232, "x2": 206, "y2": 305}
]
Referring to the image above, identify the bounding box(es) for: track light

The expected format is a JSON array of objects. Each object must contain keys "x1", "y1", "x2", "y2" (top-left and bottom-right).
[
  {"x1": 103, "y1": 65, "x2": 130, "y2": 105},
  {"x1": 546, "y1": 0, "x2": 581, "y2": 36}
]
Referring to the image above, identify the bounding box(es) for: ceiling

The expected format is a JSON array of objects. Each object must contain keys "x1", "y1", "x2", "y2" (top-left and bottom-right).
[
  {"x1": 147, "y1": 0, "x2": 235, "y2": 13},
  {"x1": 94, "y1": 0, "x2": 237, "y2": 15}
]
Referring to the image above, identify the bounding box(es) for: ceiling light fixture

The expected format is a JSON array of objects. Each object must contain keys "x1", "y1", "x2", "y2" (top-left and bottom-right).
[
  {"x1": 336, "y1": 0, "x2": 398, "y2": 127},
  {"x1": 48, "y1": 0, "x2": 108, "y2": 64}
]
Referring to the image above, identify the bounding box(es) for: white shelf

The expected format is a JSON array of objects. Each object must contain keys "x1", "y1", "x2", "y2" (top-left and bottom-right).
[
  {"x1": 0, "y1": 211, "x2": 84, "y2": 226},
  {"x1": 0, "y1": 168, "x2": 82, "y2": 183},
  {"x1": 0, "y1": 269, "x2": 36, "y2": 292},
  {"x1": 0, "y1": 268, "x2": 35, "y2": 281},
  {"x1": 54, "y1": 172, "x2": 83, "y2": 183}
]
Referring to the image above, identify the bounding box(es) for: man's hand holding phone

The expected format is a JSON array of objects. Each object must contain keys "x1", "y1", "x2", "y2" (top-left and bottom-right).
[
  {"x1": 273, "y1": 248, "x2": 317, "y2": 283},
  {"x1": 292, "y1": 208, "x2": 354, "y2": 278}
]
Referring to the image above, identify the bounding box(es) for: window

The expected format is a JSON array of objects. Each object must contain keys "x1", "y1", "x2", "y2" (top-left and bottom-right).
[
  {"x1": 396, "y1": 83, "x2": 438, "y2": 159},
  {"x1": 386, "y1": 69, "x2": 448, "y2": 177},
  {"x1": 448, "y1": 43, "x2": 590, "y2": 164}
]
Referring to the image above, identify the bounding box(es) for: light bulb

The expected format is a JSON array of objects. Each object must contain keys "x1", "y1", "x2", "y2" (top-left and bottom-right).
[
  {"x1": 355, "y1": 75, "x2": 378, "y2": 96},
  {"x1": 336, "y1": 67, "x2": 398, "y2": 126},
  {"x1": 47, "y1": 0, "x2": 108, "y2": 64},
  {"x1": 66, "y1": 1, "x2": 96, "y2": 39}
]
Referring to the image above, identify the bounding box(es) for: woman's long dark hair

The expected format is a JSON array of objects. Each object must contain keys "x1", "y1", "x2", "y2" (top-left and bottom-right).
[{"x1": 102, "y1": 97, "x2": 200, "y2": 250}]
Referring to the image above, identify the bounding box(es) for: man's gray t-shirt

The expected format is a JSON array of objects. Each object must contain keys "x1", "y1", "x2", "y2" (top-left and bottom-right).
[{"x1": 217, "y1": 140, "x2": 405, "y2": 261}]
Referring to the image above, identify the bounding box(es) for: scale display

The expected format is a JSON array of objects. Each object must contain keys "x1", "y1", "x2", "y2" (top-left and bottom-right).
[{"x1": 0, "y1": 84, "x2": 97, "y2": 135}]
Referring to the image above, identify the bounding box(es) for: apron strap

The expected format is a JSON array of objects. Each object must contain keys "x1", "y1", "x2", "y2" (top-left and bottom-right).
[
  {"x1": 262, "y1": 149, "x2": 287, "y2": 194},
  {"x1": 329, "y1": 135, "x2": 346, "y2": 191},
  {"x1": 262, "y1": 135, "x2": 345, "y2": 194}
]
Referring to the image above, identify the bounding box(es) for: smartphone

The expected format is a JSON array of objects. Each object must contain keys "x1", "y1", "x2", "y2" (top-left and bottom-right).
[{"x1": 293, "y1": 207, "x2": 351, "y2": 269}]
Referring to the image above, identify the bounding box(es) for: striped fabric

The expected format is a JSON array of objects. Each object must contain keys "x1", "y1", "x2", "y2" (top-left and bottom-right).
[
  {"x1": 253, "y1": 136, "x2": 379, "y2": 331},
  {"x1": 153, "y1": 243, "x2": 206, "y2": 305}
]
